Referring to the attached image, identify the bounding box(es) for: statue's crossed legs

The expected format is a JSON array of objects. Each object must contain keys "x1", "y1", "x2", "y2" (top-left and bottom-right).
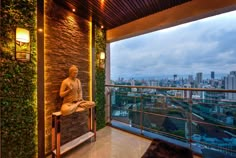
[{"x1": 61, "y1": 100, "x2": 95, "y2": 116}]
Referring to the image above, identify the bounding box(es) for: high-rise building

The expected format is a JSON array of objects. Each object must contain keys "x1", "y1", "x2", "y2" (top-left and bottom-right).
[
  {"x1": 224, "y1": 71, "x2": 236, "y2": 100},
  {"x1": 130, "y1": 78, "x2": 137, "y2": 92},
  {"x1": 173, "y1": 74, "x2": 177, "y2": 80},
  {"x1": 130, "y1": 79, "x2": 135, "y2": 86},
  {"x1": 204, "y1": 91, "x2": 224, "y2": 104},
  {"x1": 188, "y1": 75, "x2": 193, "y2": 83},
  {"x1": 230, "y1": 71, "x2": 236, "y2": 76},
  {"x1": 211, "y1": 71, "x2": 215, "y2": 80},
  {"x1": 182, "y1": 84, "x2": 191, "y2": 98},
  {"x1": 188, "y1": 75, "x2": 194, "y2": 87},
  {"x1": 196, "y1": 72, "x2": 203, "y2": 84}
]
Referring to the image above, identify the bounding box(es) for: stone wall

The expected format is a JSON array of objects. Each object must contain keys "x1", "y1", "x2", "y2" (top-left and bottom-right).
[{"x1": 45, "y1": 0, "x2": 91, "y2": 153}]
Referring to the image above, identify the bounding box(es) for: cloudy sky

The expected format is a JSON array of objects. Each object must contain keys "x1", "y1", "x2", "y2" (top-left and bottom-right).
[{"x1": 110, "y1": 10, "x2": 236, "y2": 80}]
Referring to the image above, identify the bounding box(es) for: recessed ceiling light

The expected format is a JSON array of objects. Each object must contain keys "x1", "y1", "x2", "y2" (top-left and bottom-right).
[
  {"x1": 72, "y1": 8, "x2": 76, "y2": 12},
  {"x1": 38, "y1": 28, "x2": 43, "y2": 32}
]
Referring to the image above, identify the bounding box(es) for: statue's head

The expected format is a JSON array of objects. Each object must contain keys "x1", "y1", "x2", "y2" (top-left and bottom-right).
[{"x1": 69, "y1": 65, "x2": 78, "y2": 78}]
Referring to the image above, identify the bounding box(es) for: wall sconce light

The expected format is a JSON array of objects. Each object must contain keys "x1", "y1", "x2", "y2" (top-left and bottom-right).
[
  {"x1": 100, "y1": 52, "x2": 105, "y2": 60},
  {"x1": 99, "y1": 52, "x2": 105, "y2": 68},
  {"x1": 15, "y1": 27, "x2": 30, "y2": 61}
]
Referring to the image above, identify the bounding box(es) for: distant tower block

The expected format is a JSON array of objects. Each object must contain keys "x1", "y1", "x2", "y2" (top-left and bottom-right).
[
  {"x1": 211, "y1": 71, "x2": 215, "y2": 79},
  {"x1": 225, "y1": 71, "x2": 236, "y2": 100},
  {"x1": 196, "y1": 72, "x2": 203, "y2": 84},
  {"x1": 173, "y1": 74, "x2": 177, "y2": 80}
]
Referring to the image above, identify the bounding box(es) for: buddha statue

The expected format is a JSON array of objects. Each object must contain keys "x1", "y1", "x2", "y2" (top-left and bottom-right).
[{"x1": 59, "y1": 65, "x2": 95, "y2": 116}]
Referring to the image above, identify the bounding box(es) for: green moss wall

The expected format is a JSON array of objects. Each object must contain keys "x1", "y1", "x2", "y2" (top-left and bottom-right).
[
  {"x1": 95, "y1": 26, "x2": 106, "y2": 130},
  {"x1": 0, "y1": 0, "x2": 37, "y2": 158}
]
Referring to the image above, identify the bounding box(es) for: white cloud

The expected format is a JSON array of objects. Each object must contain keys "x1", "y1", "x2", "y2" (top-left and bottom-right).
[{"x1": 111, "y1": 11, "x2": 236, "y2": 80}]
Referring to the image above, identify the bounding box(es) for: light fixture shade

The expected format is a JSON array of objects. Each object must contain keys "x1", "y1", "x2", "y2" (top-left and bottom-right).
[
  {"x1": 16, "y1": 28, "x2": 30, "y2": 43},
  {"x1": 100, "y1": 52, "x2": 105, "y2": 60}
]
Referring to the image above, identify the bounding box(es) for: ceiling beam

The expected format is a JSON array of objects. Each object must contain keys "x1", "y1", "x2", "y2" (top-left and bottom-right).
[{"x1": 107, "y1": 0, "x2": 236, "y2": 42}]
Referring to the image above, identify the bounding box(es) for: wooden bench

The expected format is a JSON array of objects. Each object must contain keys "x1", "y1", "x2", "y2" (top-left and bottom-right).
[{"x1": 51, "y1": 107, "x2": 96, "y2": 158}]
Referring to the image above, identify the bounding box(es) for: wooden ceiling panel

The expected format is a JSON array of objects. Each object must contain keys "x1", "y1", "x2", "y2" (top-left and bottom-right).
[{"x1": 53, "y1": 0, "x2": 191, "y2": 29}]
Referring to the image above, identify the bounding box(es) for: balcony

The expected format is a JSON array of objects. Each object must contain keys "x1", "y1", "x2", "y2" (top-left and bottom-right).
[
  {"x1": 105, "y1": 85, "x2": 236, "y2": 158},
  {"x1": 2, "y1": 1, "x2": 236, "y2": 157},
  {"x1": 51, "y1": 85, "x2": 235, "y2": 158}
]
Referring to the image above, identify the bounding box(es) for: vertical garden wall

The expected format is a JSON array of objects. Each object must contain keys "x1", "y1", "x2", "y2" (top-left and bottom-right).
[
  {"x1": 0, "y1": 0, "x2": 37, "y2": 158},
  {"x1": 95, "y1": 26, "x2": 106, "y2": 130}
]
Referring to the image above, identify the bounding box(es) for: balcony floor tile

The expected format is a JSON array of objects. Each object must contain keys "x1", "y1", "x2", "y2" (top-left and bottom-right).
[
  {"x1": 62, "y1": 126, "x2": 151, "y2": 158},
  {"x1": 49, "y1": 126, "x2": 202, "y2": 158}
]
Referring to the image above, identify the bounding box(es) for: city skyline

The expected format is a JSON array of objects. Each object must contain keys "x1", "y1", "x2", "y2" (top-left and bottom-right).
[{"x1": 110, "y1": 10, "x2": 236, "y2": 80}]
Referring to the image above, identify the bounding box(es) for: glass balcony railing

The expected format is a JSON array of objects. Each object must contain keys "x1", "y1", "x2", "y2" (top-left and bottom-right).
[{"x1": 105, "y1": 85, "x2": 236, "y2": 157}]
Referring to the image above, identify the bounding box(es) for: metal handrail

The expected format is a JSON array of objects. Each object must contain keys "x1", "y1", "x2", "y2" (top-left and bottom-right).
[{"x1": 106, "y1": 84, "x2": 236, "y2": 93}]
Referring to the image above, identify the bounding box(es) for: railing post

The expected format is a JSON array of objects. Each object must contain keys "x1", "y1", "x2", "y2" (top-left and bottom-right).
[
  {"x1": 188, "y1": 90, "x2": 193, "y2": 150},
  {"x1": 108, "y1": 88, "x2": 111, "y2": 124},
  {"x1": 105, "y1": 87, "x2": 112, "y2": 125},
  {"x1": 140, "y1": 88, "x2": 143, "y2": 135},
  {"x1": 109, "y1": 90, "x2": 112, "y2": 124}
]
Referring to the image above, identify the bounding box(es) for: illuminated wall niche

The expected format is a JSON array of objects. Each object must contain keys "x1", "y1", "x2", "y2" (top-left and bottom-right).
[{"x1": 44, "y1": 0, "x2": 92, "y2": 154}]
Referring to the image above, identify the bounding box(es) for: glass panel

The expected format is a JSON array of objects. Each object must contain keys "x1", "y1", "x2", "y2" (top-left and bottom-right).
[
  {"x1": 143, "y1": 113, "x2": 187, "y2": 141},
  {"x1": 191, "y1": 121, "x2": 236, "y2": 156}
]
